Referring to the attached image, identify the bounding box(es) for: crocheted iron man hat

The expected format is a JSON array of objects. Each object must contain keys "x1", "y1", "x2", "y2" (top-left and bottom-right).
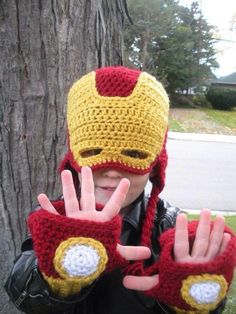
[{"x1": 61, "y1": 66, "x2": 169, "y2": 190}]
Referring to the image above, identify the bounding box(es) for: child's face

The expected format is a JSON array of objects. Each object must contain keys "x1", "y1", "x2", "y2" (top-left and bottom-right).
[{"x1": 79, "y1": 168, "x2": 150, "y2": 211}]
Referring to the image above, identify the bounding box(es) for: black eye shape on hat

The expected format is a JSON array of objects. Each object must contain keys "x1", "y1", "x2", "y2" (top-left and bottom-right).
[
  {"x1": 121, "y1": 149, "x2": 148, "y2": 159},
  {"x1": 80, "y1": 149, "x2": 102, "y2": 158}
]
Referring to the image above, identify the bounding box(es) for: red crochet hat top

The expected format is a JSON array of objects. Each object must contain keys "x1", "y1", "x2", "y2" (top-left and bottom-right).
[{"x1": 95, "y1": 66, "x2": 140, "y2": 96}]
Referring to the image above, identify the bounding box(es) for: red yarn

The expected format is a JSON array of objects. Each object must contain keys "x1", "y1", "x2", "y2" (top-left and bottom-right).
[
  {"x1": 140, "y1": 131, "x2": 168, "y2": 248},
  {"x1": 95, "y1": 66, "x2": 140, "y2": 97},
  {"x1": 140, "y1": 185, "x2": 159, "y2": 248},
  {"x1": 28, "y1": 202, "x2": 128, "y2": 278},
  {"x1": 149, "y1": 131, "x2": 168, "y2": 191},
  {"x1": 123, "y1": 261, "x2": 145, "y2": 276},
  {"x1": 144, "y1": 221, "x2": 236, "y2": 311},
  {"x1": 62, "y1": 150, "x2": 153, "y2": 174}
]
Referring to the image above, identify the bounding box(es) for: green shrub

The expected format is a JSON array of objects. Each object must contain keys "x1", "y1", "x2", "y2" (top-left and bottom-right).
[
  {"x1": 170, "y1": 94, "x2": 195, "y2": 108},
  {"x1": 192, "y1": 93, "x2": 212, "y2": 108},
  {"x1": 206, "y1": 86, "x2": 236, "y2": 110}
]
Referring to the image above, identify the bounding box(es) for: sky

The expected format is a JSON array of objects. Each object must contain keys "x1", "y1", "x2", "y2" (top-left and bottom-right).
[{"x1": 179, "y1": 0, "x2": 236, "y2": 78}]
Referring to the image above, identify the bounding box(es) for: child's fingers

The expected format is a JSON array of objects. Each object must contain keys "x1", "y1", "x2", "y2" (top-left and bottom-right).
[
  {"x1": 80, "y1": 167, "x2": 95, "y2": 211},
  {"x1": 174, "y1": 213, "x2": 189, "y2": 261},
  {"x1": 205, "y1": 215, "x2": 225, "y2": 260},
  {"x1": 117, "y1": 244, "x2": 151, "y2": 261},
  {"x1": 123, "y1": 275, "x2": 159, "y2": 291},
  {"x1": 37, "y1": 193, "x2": 58, "y2": 215},
  {"x1": 191, "y1": 208, "x2": 211, "y2": 258},
  {"x1": 219, "y1": 233, "x2": 231, "y2": 255},
  {"x1": 61, "y1": 170, "x2": 80, "y2": 218},
  {"x1": 102, "y1": 178, "x2": 130, "y2": 220}
]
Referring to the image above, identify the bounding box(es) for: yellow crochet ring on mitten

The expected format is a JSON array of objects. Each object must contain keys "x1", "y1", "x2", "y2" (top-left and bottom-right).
[
  {"x1": 54, "y1": 237, "x2": 108, "y2": 280},
  {"x1": 180, "y1": 274, "x2": 228, "y2": 312},
  {"x1": 45, "y1": 237, "x2": 108, "y2": 296}
]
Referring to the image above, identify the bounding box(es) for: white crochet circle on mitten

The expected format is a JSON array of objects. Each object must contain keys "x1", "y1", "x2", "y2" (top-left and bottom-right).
[
  {"x1": 189, "y1": 281, "x2": 221, "y2": 304},
  {"x1": 62, "y1": 244, "x2": 100, "y2": 277}
]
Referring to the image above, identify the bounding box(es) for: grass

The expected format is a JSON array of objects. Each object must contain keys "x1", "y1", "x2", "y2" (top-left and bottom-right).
[
  {"x1": 188, "y1": 214, "x2": 236, "y2": 313},
  {"x1": 224, "y1": 277, "x2": 236, "y2": 314},
  {"x1": 169, "y1": 106, "x2": 236, "y2": 135},
  {"x1": 203, "y1": 108, "x2": 236, "y2": 130},
  {"x1": 188, "y1": 215, "x2": 236, "y2": 232},
  {"x1": 168, "y1": 118, "x2": 185, "y2": 132},
  {"x1": 224, "y1": 216, "x2": 236, "y2": 232}
]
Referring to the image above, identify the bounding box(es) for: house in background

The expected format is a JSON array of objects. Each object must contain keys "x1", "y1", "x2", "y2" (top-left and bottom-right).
[{"x1": 211, "y1": 72, "x2": 236, "y2": 89}]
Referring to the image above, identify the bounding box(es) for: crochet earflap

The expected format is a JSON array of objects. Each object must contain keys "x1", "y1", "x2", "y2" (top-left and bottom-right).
[{"x1": 60, "y1": 66, "x2": 170, "y2": 247}]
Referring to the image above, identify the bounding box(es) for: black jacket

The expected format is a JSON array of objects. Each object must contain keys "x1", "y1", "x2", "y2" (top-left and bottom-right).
[{"x1": 4, "y1": 197, "x2": 226, "y2": 314}]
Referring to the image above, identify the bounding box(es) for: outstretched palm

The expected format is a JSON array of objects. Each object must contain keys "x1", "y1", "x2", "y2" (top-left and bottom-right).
[
  {"x1": 38, "y1": 167, "x2": 151, "y2": 262},
  {"x1": 123, "y1": 209, "x2": 231, "y2": 291}
]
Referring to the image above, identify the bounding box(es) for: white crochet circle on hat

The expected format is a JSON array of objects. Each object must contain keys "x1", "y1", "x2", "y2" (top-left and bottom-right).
[
  {"x1": 189, "y1": 281, "x2": 221, "y2": 304},
  {"x1": 62, "y1": 244, "x2": 100, "y2": 277}
]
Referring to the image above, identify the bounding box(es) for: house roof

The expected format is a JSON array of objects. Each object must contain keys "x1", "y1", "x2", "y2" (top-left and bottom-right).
[{"x1": 212, "y1": 72, "x2": 236, "y2": 85}]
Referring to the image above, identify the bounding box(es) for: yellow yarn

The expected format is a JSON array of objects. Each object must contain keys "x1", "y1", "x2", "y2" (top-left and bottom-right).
[
  {"x1": 43, "y1": 274, "x2": 86, "y2": 297},
  {"x1": 43, "y1": 237, "x2": 108, "y2": 297},
  {"x1": 180, "y1": 274, "x2": 228, "y2": 312},
  {"x1": 67, "y1": 71, "x2": 169, "y2": 171},
  {"x1": 172, "y1": 306, "x2": 209, "y2": 314}
]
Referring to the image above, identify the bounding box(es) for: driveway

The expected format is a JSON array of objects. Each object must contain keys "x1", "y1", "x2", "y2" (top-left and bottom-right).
[{"x1": 156, "y1": 133, "x2": 236, "y2": 213}]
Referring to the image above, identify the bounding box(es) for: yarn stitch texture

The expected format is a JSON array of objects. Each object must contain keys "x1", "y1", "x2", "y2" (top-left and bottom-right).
[
  {"x1": 172, "y1": 307, "x2": 209, "y2": 314},
  {"x1": 54, "y1": 237, "x2": 108, "y2": 279},
  {"x1": 180, "y1": 274, "x2": 228, "y2": 311},
  {"x1": 144, "y1": 220, "x2": 236, "y2": 312},
  {"x1": 67, "y1": 69, "x2": 169, "y2": 173},
  {"x1": 27, "y1": 201, "x2": 127, "y2": 296}
]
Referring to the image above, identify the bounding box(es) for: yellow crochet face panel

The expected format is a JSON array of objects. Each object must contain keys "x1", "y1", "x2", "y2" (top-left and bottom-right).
[{"x1": 67, "y1": 71, "x2": 169, "y2": 172}]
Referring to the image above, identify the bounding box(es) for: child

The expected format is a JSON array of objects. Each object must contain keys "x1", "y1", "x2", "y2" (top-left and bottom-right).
[{"x1": 5, "y1": 66, "x2": 236, "y2": 314}]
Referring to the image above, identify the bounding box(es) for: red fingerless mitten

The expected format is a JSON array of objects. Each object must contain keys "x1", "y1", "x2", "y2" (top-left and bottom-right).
[
  {"x1": 28, "y1": 200, "x2": 127, "y2": 296},
  {"x1": 145, "y1": 221, "x2": 236, "y2": 313}
]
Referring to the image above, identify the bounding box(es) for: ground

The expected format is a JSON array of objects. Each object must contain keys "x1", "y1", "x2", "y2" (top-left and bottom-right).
[{"x1": 169, "y1": 108, "x2": 236, "y2": 135}]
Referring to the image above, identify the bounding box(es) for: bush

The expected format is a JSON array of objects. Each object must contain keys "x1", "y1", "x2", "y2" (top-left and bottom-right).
[
  {"x1": 192, "y1": 94, "x2": 212, "y2": 108},
  {"x1": 206, "y1": 86, "x2": 236, "y2": 110},
  {"x1": 170, "y1": 94, "x2": 195, "y2": 108}
]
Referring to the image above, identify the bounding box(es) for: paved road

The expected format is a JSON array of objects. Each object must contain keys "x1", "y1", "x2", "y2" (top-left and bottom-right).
[{"x1": 156, "y1": 133, "x2": 236, "y2": 213}]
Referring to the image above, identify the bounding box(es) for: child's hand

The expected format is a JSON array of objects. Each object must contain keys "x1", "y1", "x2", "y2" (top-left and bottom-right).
[
  {"x1": 174, "y1": 209, "x2": 231, "y2": 264},
  {"x1": 123, "y1": 209, "x2": 232, "y2": 291},
  {"x1": 38, "y1": 167, "x2": 130, "y2": 222},
  {"x1": 37, "y1": 167, "x2": 151, "y2": 263}
]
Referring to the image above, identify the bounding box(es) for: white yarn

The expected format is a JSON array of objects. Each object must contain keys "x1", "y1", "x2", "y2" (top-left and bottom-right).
[
  {"x1": 189, "y1": 281, "x2": 221, "y2": 304},
  {"x1": 62, "y1": 244, "x2": 100, "y2": 277}
]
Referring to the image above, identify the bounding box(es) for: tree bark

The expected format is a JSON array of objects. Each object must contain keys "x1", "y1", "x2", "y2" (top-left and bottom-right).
[{"x1": 0, "y1": 1, "x2": 127, "y2": 312}]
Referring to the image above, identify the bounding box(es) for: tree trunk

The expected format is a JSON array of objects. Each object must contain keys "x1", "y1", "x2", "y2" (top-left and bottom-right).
[{"x1": 0, "y1": 1, "x2": 127, "y2": 312}]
